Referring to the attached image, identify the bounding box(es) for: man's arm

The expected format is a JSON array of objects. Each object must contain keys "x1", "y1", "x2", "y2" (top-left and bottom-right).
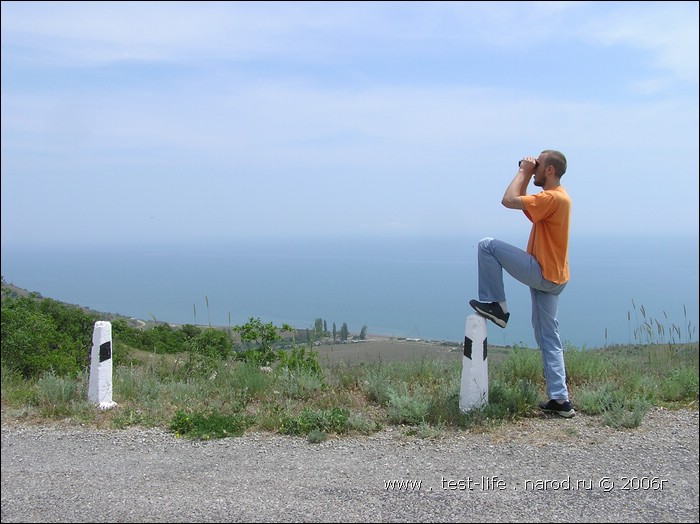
[{"x1": 501, "y1": 168, "x2": 530, "y2": 210}]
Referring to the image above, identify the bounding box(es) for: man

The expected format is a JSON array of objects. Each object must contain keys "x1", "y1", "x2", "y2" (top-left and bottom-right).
[{"x1": 469, "y1": 150, "x2": 574, "y2": 418}]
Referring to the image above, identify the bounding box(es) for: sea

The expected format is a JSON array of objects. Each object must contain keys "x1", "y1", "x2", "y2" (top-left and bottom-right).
[{"x1": 1, "y1": 234, "x2": 698, "y2": 349}]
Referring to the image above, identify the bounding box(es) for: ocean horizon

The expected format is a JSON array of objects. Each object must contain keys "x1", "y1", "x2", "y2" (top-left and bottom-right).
[{"x1": 1, "y1": 234, "x2": 698, "y2": 349}]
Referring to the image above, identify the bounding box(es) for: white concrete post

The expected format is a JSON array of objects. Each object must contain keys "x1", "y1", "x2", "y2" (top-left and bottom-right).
[
  {"x1": 459, "y1": 314, "x2": 488, "y2": 412},
  {"x1": 87, "y1": 321, "x2": 117, "y2": 410}
]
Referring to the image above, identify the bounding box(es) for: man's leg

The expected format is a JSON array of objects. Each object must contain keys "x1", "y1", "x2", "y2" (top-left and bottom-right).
[
  {"x1": 471, "y1": 238, "x2": 526, "y2": 327},
  {"x1": 477, "y1": 238, "x2": 558, "y2": 301},
  {"x1": 531, "y1": 288, "x2": 569, "y2": 401}
]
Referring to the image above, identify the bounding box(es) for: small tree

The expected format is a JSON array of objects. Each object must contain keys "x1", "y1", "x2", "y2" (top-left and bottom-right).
[
  {"x1": 340, "y1": 322, "x2": 349, "y2": 342},
  {"x1": 233, "y1": 317, "x2": 293, "y2": 354},
  {"x1": 314, "y1": 318, "x2": 324, "y2": 341},
  {"x1": 360, "y1": 325, "x2": 368, "y2": 340},
  {"x1": 180, "y1": 327, "x2": 234, "y2": 376}
]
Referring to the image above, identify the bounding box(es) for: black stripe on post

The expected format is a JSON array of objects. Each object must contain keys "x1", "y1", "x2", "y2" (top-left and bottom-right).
[
  {"x1": 483, "y1": 338, "x2": 488, "y2": 361},
  {"x1": 463, "y1": 336, "x2": 472, "y2": 360},
  {"x1": 99, "y1": 341, "x2": 112, "y2": 363}
]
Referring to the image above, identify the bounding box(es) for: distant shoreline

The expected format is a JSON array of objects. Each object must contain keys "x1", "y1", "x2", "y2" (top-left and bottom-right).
[{"x1": 1, "y1": 280, "x2": 462, "y2": 347}]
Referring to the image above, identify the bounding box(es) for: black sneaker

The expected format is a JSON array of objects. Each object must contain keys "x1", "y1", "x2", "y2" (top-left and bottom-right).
[
  {"x1": 469, "y1": 300, "x2": 510, "y2": 328},
  {"x1": 538, "y1": 399, "x2": 576, "y2": 418}
]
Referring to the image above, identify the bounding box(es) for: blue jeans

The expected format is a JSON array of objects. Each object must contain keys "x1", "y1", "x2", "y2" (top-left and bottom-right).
[{"x1": 477, "y1": 237, "x2": 569, "y2": 400}]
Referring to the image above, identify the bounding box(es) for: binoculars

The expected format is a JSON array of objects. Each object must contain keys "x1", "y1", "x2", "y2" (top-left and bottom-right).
[{"x1": 519, "y1": 159, "x2": 540, "y2": 170}]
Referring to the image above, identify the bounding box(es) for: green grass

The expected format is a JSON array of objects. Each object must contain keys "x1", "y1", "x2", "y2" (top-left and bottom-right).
[
  {"x1": 2, "y1": 339, "x2": 697, "y2": 441},
  {"x1": 4, "y1": 282, "x2": 695, "y2": 441}
]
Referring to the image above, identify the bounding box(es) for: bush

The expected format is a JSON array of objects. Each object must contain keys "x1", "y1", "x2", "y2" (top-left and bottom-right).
[
  {"x1": 170, "y1": 409, "x2": 253, "y2": 439},
  {"x1": 280, "y1": 407, "x2": 349, "y2": 436},
  {"x1": 1, "y1": 295, "x2": 91, "y2": 377}
]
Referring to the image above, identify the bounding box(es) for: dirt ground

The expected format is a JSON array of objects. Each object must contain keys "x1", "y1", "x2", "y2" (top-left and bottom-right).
[
  {"x1": 312, "y1": 336, "x2": 514, "y2": 368},
  {"x1": 313, "y1": 337, "x2": 461, "y2": 366}
]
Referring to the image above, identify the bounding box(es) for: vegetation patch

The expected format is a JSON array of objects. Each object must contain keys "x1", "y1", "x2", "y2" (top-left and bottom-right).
[{"x1": 1, "y1": 278, "x2": 697, "y2": 439}]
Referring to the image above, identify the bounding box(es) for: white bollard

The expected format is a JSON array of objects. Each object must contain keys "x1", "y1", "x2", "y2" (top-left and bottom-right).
[
  {"x1": 87, "y1": 321, "x2": 117, "y2": 410},
  {"x1": 459, "y1": 314, "x2": 488, "y2": 412}
]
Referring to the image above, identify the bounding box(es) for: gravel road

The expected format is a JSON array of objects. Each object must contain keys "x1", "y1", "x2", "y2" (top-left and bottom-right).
[{"x1": 2, "y1": 407, "x2": 698, "y2": 523}]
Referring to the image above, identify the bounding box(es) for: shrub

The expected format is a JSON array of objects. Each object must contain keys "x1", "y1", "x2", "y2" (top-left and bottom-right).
[
  {"x1": 169, "y1": 409, "x2": 253, "y2": 439},
  {"x1": 1, "y1": 295, "x2": 90, "y2": 377}
]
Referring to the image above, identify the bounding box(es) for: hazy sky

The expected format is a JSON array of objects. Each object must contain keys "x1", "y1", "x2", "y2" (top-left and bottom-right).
[{"x1": 2, "y1": 1, "x2": 698, "y2": 247}]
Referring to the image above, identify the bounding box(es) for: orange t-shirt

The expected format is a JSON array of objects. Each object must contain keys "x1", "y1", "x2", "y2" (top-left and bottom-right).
[{"x1": 521, "y1": 186, "x2": 571, "y2": 284}]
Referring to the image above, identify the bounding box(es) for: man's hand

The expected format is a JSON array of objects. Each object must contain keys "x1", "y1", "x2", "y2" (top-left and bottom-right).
[
  {"x1": 518, "y1": 156, "x2": 538, "y2": 176},
  {"x1": 501, "y1": 158, "x2": 533, "y2": 210}
]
